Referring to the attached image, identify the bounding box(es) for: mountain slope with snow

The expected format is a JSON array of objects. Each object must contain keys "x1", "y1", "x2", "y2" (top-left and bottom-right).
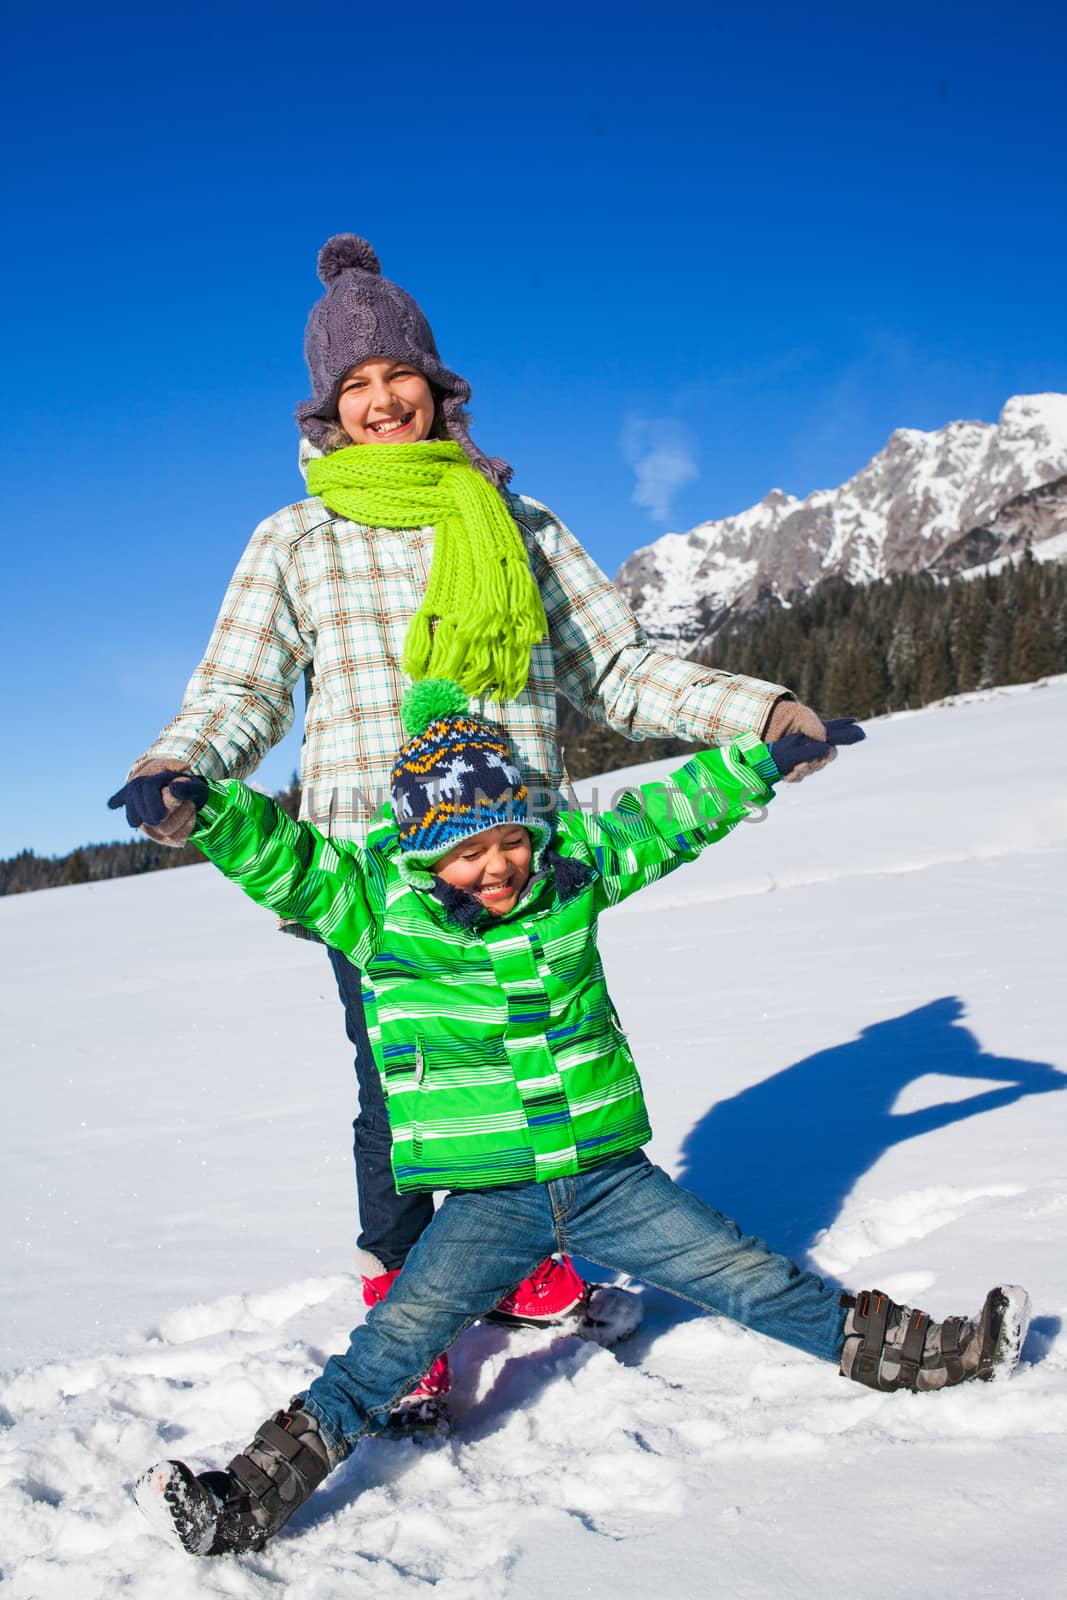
[
  {"x1": 617, "y1": 394, "x2": 1067, "y2": 649},
  {"x1": 2, "y1": 678, "x2": 1066, "y2": 1597}
]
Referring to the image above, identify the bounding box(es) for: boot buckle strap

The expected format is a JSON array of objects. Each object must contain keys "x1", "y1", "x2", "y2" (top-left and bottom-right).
[
  {"x1": 896, "y1": 1308, "x2": 929, "y2": 1388},
  {"x1": 256, "y1": 1419, "x2": 305, "y2": 1463},
  {"x1": 230, "y1": 1453, "x2": 279, "y2": 1507}
]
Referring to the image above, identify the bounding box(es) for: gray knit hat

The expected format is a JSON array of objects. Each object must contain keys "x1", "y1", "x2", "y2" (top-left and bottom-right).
[{"x1": 295, "y1": 234, "x2": 512, "y2": 489}]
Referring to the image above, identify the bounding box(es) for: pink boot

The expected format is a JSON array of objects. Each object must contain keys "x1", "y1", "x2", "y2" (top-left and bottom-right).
[
  {"x1": 489, "y1": 1256, "x2": 644, "y2": 1344},
  {"x1": 489, "y1": 1255, "x2": 587, "y2": 1327},
  {"x1": 360, "y1": 1256, "x2": 451, "y2": 1433}
]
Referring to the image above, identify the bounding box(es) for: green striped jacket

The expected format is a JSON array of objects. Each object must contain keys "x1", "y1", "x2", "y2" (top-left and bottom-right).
[{"x1": 190, "y1": 735, "x2": 780, "y2": 1192}]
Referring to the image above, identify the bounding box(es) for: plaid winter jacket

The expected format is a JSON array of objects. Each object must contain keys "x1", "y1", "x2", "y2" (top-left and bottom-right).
[
  {"x1": 189, "y1": 735, "x2": 780, "y2": 1193},
  {"x1": 136, "y1": 491, "x2": 787, "y2": 842}
]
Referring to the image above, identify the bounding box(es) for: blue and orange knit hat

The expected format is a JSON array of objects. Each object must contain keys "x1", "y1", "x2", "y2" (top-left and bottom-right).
[{"x1": 390, "y1": 680, "x2": 553, "y2": 868}]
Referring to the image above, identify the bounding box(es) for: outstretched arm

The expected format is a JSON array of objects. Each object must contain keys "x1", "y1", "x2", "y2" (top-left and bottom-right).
[
  {"x1": 109, "y1": 774, "x2": 381, "y2": 966},
  {"x1": 562, "y1": 736, "x2": 774, "y2": 910},
  {"x1": 564, "y1": 720, "x2": 863, "y2": 909},
  {"x1": 515, "y1": 495, "x2": 821, "y2": 754}
]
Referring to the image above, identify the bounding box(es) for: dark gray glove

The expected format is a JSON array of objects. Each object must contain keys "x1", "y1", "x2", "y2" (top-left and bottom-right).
[
  {"x1": 769, "y1": 717, "x2": 865, "y2": 778},
  {"x1": 108, "y1": 773, "x2": 210, "y2": 830}
]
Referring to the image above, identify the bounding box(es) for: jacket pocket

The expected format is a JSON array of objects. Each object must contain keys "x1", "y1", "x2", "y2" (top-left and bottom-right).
[{"x1": 606, "y1": 1004, "x2": 638, "y2": 1073}]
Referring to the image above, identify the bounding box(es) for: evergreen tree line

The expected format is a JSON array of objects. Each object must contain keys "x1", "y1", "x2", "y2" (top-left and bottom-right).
[{"x1": 558, "y1": 550, "x2": 1067, "y2": 779}]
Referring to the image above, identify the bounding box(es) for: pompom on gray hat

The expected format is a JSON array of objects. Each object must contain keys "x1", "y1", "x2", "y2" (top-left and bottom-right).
[{"x1": 296, "y1": 233, "x2": 512, "y2": 489}]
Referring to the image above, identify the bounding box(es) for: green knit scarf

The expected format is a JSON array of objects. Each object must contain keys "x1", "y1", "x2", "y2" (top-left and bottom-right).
[{"x1": 305, "y1": 441, "x2": 547, "y2": 701}]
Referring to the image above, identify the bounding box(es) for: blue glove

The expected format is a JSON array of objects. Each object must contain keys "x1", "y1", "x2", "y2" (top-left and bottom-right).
[
  {"x1": 769, "y1": 717, "x2": 865, "y2": 778},
  {"x1": 822, "y1": 717, "x2": 865, "y2": 746},
  {"x1": 107, "y1": 773, "x2": 210, "y2": 830}
]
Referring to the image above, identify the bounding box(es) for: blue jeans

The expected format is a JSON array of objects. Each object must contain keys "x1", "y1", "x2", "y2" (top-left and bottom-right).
[
  {"x1": 302, "y1": 1149, "x2": 848, "y2": 1460},
  {"x1": 328, "y1": 948, "x2": 433, "y2": 1270}
]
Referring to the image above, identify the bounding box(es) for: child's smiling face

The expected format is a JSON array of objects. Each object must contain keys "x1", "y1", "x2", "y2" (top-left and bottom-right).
[{"x1": 433, "y1": 824, "x2": 533, "y2": 916}]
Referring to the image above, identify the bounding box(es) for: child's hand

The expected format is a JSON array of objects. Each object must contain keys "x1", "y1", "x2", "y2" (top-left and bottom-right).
[
  {"x1": 770, "y1": 718, "x2": 864, "y2": 779},
  {"x1": 108, "y1": 772, "x2": 209, "y2": 831},
  {"x1": 822, "y1": 717, "x2": 865, "y2": 746},
  {"x1": 762, "y1": 699, "x2": 832, "y2": 782}
]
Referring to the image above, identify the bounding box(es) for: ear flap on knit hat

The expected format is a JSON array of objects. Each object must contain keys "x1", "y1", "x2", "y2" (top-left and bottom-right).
[{"x1": 295, "y1": 232, "x2": 512, "y2": 489}]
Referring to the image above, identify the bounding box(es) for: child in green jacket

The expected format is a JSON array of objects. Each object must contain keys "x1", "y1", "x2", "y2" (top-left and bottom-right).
[{"x1": 110, "y1": 681, "x2": 1029, "y2": 1559}]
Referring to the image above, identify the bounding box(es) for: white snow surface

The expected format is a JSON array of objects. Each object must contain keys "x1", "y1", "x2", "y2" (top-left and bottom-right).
[{"x1": 3, "y1": 679, "x2": 1067, "y2": 1596}]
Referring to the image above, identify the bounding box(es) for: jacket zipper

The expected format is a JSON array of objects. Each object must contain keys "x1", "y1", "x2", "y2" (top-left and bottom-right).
[{"x1": 413, "y1": 1035, "x2": 426, "y2": 1159}]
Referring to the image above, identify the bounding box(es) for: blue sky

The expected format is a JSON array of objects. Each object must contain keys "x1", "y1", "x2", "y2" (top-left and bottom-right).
[{"x1": 4, "y1": 0, "x2": 1065, "y2": 857}]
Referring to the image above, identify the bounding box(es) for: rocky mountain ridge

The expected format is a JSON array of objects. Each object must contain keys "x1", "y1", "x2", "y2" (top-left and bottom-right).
[{"x1": 615, "y1": 393, "x2": 1067, "y2": 651}]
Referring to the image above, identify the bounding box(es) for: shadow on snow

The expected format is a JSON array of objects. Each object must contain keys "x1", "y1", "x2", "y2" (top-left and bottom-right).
[{"x1": 673, "y1": 995, "x2": 1066, "y2": 1269}]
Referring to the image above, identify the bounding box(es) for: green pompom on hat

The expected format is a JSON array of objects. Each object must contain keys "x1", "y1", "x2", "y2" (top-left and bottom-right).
[{"x1": 400, "y1": 678, "x2": 470, "y2": 739}]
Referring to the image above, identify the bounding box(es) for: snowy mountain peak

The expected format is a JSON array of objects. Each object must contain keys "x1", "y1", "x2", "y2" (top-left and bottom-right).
[
  {"x1": 617, "y1": 393, "x2": 1067, "y2": 650},
  {"x1": 999, "y1": 390, "x2": 1067, "y2": 437}
]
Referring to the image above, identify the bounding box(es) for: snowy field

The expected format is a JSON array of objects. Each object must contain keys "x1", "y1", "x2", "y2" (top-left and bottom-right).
[{"x1": 3, "y1": 679, "x2": 1067, "y2": 1598}]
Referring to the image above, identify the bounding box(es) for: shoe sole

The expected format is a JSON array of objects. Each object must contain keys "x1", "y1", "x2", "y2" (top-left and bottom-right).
[
  {"x1": 133, "y1": 1460, "x2": 220, "y2": 1556},
  {"x1": 577, "y1": 1284, "x2": 644, "y2": 1346},
  {"x1": 980, "y1": 1284, "x2": 1031, "y2": 1382},
  {"x1": 384, "y1": 1395, "x2": 453, "y2": 1438},
  {"x1": 483, "y1": 1301, "x2": 586, "y2": 1330}
]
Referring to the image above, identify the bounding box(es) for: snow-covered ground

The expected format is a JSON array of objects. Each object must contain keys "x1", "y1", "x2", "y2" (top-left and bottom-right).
[{"x1": 3, "y1": 680, "x2": 1067, "y2": 1598}]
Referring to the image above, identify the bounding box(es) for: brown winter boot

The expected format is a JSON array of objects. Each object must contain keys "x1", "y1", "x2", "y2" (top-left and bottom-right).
[
  {"x1": 840, "y1": 1285, "x2": 1031, "y2": 1392},
  {"x1": 134, "y1": 1400, "x2": 336, "y2": 1555}
]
